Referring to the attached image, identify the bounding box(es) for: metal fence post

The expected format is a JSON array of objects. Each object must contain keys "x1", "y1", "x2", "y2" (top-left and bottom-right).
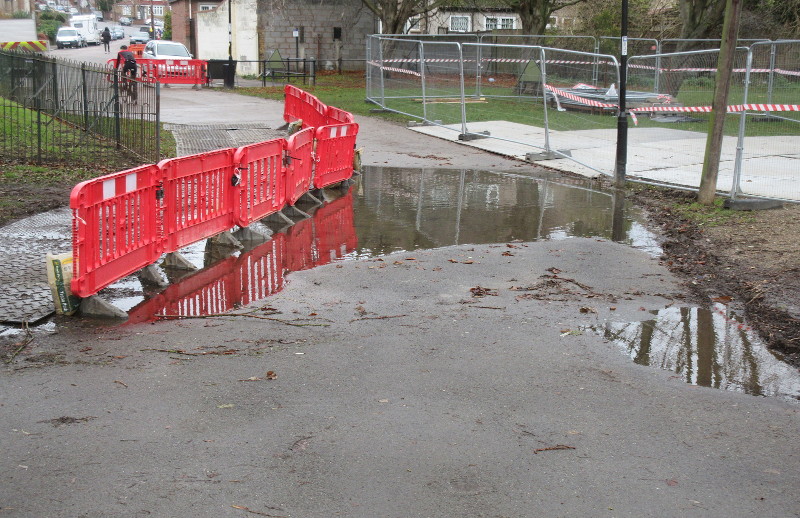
[
  {"x1": 155, "y1": 81, "x2": 161, "y2": 161},
  {"x1": 50, "y1": 59, "x2": 58, "y2": 113},
  {"x1": 730, "y1": 47, "x2": 754, "y2": 200},
  {"x1": 419, "y1": 41, "x2": 427, "y2": 122},
  {"x1": 458, "y1": 43, "x2": 467, "y2": 137},
  {"x1": 113, "y1": 71, "x2": 121, "y2": 148},
  {"x1": 378, "y1": 38, "x2": 386, "y2": 109},
  {"x1": 81, "y1": 63, "x2": 89, "y2": 131},
  {"x1": 36, "y1": 96, "x2": 42, "y2": 164},
  {"x1": 766, "y1": 42, "x2": 777, "y2": 106},
  {"x1": 540, "y1": 47, "x2": 552, "y2": 155}
]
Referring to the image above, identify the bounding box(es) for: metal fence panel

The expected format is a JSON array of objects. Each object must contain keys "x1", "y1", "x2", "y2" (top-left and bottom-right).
[
  {"x1": 627, "y1": 48, "x2": 750, "y2": 193},
  {"x1": 0, "y1": 50, "x2": 160, "y2": 166},
  {"x1": 734, "y1": 41, "x2": 800, "y2": 200}
]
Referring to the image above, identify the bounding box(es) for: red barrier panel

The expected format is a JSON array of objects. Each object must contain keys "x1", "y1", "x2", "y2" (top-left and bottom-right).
[
  {"x1": 232, "y1": 138, "x2": 286, "y2": 227},
  {"x1": 326, "y1": 106, "x2": 355, "y2": 125},
  {"x1": 160, "y1": 148, "x2": 237, "y2": 252},
  {"x1": 284, "y1": 127, "x2": 315, "y2": 206},
  {"x1": 138, "y1": 58, "x2": 207, "y2": 85},
  {"x1": 313, "y1": 123, "x2": 359, "y2": 189},
  {"x1": 303, "y1": 92, "x2": 328, "y2": 129},
  {"x1": 70, "y1": 164, "x2": 163, "y2": 297},
  {"x1": 313, "y1": 191, "x2": 357, "y2": 267},
  {"x1": 105, "y1": 58, "x2": 207, "y2": 85},
  {"x1": 283, "y1": 84, "x2": 305, "y2": 124}
]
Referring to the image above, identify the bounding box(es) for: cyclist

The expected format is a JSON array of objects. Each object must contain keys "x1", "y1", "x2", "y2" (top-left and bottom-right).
[{"x1": 115, "y1": 44, "x2": 137, "y2": 81}]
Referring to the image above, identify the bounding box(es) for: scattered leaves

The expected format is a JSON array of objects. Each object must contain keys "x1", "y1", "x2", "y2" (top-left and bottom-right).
[{"x1": 470, "y1": 286, "x2": 498, "y2": 297}]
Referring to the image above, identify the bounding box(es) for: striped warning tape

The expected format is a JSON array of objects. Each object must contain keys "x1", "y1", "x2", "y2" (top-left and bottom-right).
[
  {"x1": 367, "y1": 62, "x2": 421, "y2": 77},
  {"x1": 629, "y1": 64, "x2": 800, "y2": 76},
  {"x1": 379, "y1": 57, "x2": 800, "y2": 76},
  {"x1": 0, "y1": 40, "x2": 48, "y2": 52}
]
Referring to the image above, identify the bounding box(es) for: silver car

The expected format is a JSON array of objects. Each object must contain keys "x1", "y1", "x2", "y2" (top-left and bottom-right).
[{"x1": 142, "y1": 40, "x2": 192, "y2": 60}]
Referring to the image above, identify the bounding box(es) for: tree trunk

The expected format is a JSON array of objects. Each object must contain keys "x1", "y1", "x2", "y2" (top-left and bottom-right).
[{"x1": 697, "y1": 0, "x2": 742, "y2": 205}]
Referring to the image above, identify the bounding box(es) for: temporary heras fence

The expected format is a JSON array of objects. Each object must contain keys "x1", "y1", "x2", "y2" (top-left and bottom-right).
[
  {"x1": 0, "y1": 50, "x2": 161, "y2": 166},
  {"x1": 366, "y1": 35, "x2": 800, "y2": 202},
  {"x1": 70, "y1": 85, "x2": 359, "y2": 299}
]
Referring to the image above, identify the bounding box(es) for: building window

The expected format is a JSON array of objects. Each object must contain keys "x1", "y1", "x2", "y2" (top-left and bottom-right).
[
  {"x1": 199, "y1": 4, "x2": 214, "y2": 9},
  {"x1": 152, "y1": 5, "x2": 163, "y2": 15},
  {"x1": 122, "y1": 5, "x2": 131, "y2": 15},
  {"x1": 449, "y1": 16, "x2": 470, "y2": 32},
  {"x1": 406, "y1": 15, "x2": 420, "y2": 33},
  {"x1": 499, "y1": 17, "x2": 514, "y2": 29},
  {"x1": 485, "y1": 16, "x2": 515, "y2": 30}
]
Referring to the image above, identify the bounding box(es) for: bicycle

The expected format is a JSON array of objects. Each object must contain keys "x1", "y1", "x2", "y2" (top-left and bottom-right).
[{"x1": 118, "y1": 68, "x2": 138, "y2": 105}]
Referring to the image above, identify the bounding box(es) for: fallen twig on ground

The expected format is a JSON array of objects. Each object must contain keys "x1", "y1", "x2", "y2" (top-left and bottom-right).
[
  {"x1": 155, "y1": 313, "x2": 328, "y2": 327},
  {"x1": 533, "y1": 444, "x2": 576, "y2": 454},
  {"x1": 4, "y1": 322, "x2": 33, "y2": 364}
]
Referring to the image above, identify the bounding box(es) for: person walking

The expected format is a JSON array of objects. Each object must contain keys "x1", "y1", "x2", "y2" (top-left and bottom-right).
[{"x1": 101, "y1": 27, "x2": 111, "y2": 54}]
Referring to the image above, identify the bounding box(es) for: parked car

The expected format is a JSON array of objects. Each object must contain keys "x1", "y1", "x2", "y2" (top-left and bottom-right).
[
  {"x1": 68, "y1": 6, "x2": 79, "y2": 15},
  {"x1": 142, "y1": 40, "x2": 192, "y2": 60},
  {"x1": 110, "y1": 26, "x2": 124, "y2": 40},
  {"x1": 55, "y1": 27, "x2": 86, "y2": 49},
  {"x1": 143, "y1": 18, "x2": 164, "y2": 27},
  {"x1": 130, "y1": 26, "x2": 152, "y2": 44},
  {"x1": 92, "y1": 10, "x2": 103, "y2": 21},
  {"x1": 119, "y1": 16, "x2": 132, "y2": 26}
]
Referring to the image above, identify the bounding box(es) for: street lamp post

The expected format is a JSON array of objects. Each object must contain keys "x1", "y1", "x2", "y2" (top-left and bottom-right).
[
  {"x1": 224, "y1": 0, "x2": 234, "y2": 88},
  {"x1": 614, "y1": 0, "x2": 629, "y2": 188}
]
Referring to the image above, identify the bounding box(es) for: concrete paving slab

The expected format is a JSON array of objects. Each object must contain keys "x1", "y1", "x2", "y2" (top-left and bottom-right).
[{"x1": 409, "y1": 120, "x2": 800, "y2": 200}]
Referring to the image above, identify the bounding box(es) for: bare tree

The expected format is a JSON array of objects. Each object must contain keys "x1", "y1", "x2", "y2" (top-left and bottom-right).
[
  {"x1": 360, "y1": 0, "x2": 453, "y2": 35},
  {"x1": 501, "y1": 0, "x2": 587, "y2": 37},
  {"x1": 677, "y1": 0, "x2": 727, "y2": 48}
]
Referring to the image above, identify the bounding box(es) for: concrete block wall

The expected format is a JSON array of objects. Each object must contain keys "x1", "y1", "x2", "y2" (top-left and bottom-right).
[{"x1": 258, "y1": 0, "x2": 377, "y2": 70}]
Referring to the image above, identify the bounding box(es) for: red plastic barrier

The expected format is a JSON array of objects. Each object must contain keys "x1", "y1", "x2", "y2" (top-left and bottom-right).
[
  {"x1": 283, "y1": 85, "x2": 330, "y2": 129},
  {"x1": 283, "y1": 84, "x2": 305, "y2": 124},
  {"x1": 302, "y1": 91, "x2": 328, "y2": 129},
  {"x1": 105, "y1": 58, "x2": 207, "y2": 85},
  {"x1": 70, "y1": 164, "x2": 163, "y2": 298},
  {"x1": 159, "y1": 148, "x2": 237, "y2": 252},
  {"x1": 313, "y1": 123, "x2": 359, "y2": 189},
  {"x1": 138, "y1": 58, "x2": 207, "y2": 85},
  {"x1": 284, "y1": 127, "x2": 315, "y2": 206},
  {"x1": 71, "y1": 87, "x2": 359, "y2": 299},
  {"x1": 232, "y1": 138, "x2": 286, "y2": 227},
  {"x1": 326, "y1": 106, "x2": 355, "y2": 125}
]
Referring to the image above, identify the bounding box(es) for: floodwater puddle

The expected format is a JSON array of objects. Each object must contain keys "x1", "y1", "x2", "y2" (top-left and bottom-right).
[
  {"x1": 99, "y1": 166, "x2": 660, "y2": 322},
  {"x1": 597, "y1": 303, "x2": 800, "y2": 401}
]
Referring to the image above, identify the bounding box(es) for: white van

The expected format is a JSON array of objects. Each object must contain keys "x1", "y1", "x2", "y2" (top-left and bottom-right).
[{"x1": 70, "y1": 15, "x2": 100, "y2": 45}]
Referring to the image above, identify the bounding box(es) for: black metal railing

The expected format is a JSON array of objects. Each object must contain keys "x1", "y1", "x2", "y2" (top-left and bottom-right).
[{"x1": 0, "y1": 50, "x2": 160, "y2": 166}]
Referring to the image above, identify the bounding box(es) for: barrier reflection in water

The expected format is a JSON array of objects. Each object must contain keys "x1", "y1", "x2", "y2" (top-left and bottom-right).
[
  {"x1": 601, "y1": 303, "x2": 800, "y2": 400},
  {"x1": 125, "y1": 189, "x2": 356, "y2": 324}
]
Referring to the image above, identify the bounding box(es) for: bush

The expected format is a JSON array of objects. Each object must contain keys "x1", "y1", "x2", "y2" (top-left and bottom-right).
[
  {"x1": 39, "y1": 11, "x2": 67, "y2": 22},
  {"x1": 37, "y1": 19, "x2": 62, "y2": 42},
  {"x1": 12, "y1": 11, "x2": 31, "y2": 18}
]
